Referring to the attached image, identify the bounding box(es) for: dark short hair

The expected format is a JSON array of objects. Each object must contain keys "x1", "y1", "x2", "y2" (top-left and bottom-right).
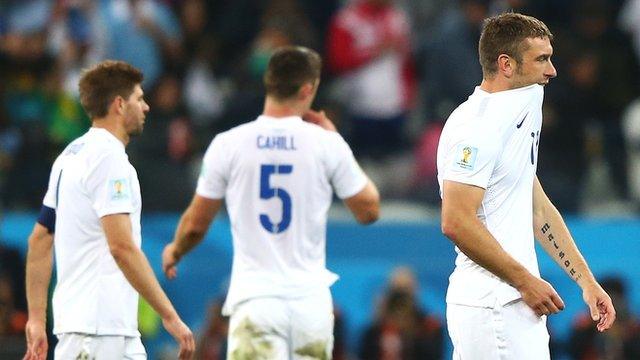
[
  {"x1": 479, "y1": 13, "x2": 553, "y2": 78},
  {"x1": 263, "y1": 46, "x2": 322, "y2": 101},
  {"x1": 78, "y1": 60, "x2": 144, "y2": 119}
]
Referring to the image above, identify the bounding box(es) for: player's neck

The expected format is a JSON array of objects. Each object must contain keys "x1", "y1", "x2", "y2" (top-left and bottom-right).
[
  {"x1": 262, "y1": 97, "x2": 305, "y2": 119},
  {"x1": 91, "y1": 118, "x2": 130, "y2": 146},
  {"x1": 481, "y1": 77, "x2": 534, "y2": 93},
  {"x1": 480, "y1": 78, "x2": 513, "y2": 93}
]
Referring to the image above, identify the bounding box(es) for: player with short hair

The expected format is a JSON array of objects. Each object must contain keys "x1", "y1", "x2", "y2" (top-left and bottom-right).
[
  {"x1": 437, "y1": 13, "x2": 616, "y2": 359},
  {"x1": 24, "y1": 60, "x2": 195, "y2": 360},
  {"x1": 162, "y1": 46, "x2": 380, "y2": 359}
]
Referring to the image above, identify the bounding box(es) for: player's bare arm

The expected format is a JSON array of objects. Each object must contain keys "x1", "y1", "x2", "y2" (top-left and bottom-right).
[
  {"x1": 441, "y1": 180, "x2": 565, "y2": 316},
  {"x1": 532, "y1": 176, "x2": 615, "y2": 331},
  {"x1": 163, "y1": 195, "x2": 223, "y2": 279},
  {"x1": 24, "y1": 223, "x2": 53, "y2": 360},
  {"x1": 343, "y1": 180, "x2": 380, "y2": 224},
  {"x1": 102, "y1": 214, "x2": 195, "y2": 359}
]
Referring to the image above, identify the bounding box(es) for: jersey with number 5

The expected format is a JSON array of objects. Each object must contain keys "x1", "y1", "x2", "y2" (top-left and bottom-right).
[{"x1": 197, "y1": 115, "x2": 367, "y2": 315}]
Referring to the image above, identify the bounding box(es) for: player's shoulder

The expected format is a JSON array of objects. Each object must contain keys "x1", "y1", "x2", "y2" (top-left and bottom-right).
[{"x1": 212, "y1": 121, "x2": 255, "y2": 142}]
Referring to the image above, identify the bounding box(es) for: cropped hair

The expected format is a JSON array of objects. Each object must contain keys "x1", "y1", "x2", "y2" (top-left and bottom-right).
[
  {"x1": 79, "y1": 60, "x2": 143, "y2": 119},
  {"x1": 264, "y1": 46, "x2": 322, "y2": 100},
  {"x1": 479, "y1": 13, "x2": 553, "y2": 77}
]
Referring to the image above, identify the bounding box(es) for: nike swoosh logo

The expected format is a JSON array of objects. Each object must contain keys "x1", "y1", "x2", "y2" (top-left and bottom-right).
[{"x1": 516, "y1": 113, "x2": 528, "y2": 128}]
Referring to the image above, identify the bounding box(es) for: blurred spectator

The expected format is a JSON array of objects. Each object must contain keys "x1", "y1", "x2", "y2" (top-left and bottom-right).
[
  {"x1": 0, "y1": 0, "x2": 638, "y2": 211},
  {"x1": 95, "y1": 0, "x2": 182, "y2": 88},
  {"x1": 0, "y1": 23, "x2": 53, "y2": 208},
  {"x1": 179, "y1": 0, "x2": 227, "y2": 137},
  {"x1": 411, "y1": 122, "x2": 443, "y2": 203},
  {"x1": 0, "y1": 242, "x2": 25, "y2": 312},
  {"x1": 488, "y1": 0, "x2": 573, "y2": 28},
  {"x1": 327, "y1": 0, "x2": 416, "y2": 160},
  {"x1": 224, "y1": 0, "x2": 318, "y2": 131},
  {"x1": 421, "y1": 0, "x2": 487, "y2": 121},
  {"x1": 622, "y1": 97, "x2": 640, "y2": 206},
  {"x1": 0, "y1": 97, "x2": 22, "y2": 207},
  {"x1": 47, "y1": 0, "x2": 97, "y2": 98},
  {"x1": 195, "y1": 299, "x2": 229, "y2": 360},
  {"x1": 573, "y1": 0, "x2": 639, "y2": 200},
  {"x1": 569, "y1": 276, "x2": 640, "y2": 360},
  {"x1": 359, "y1": 267, "x2": 443, "y2": 360},
  {"x1": 129, "y1": 73, "x2": 196, "y2": 211},
  {"x1": 620, "y1": 0, "x2": 640, "y2": 62},
  {"x1": 0, "y1": 271, "x2": 27, "y2": 359},
  {"x1": 3, "y1": 0, "x2": 52, "y2": 35},
  {"x1": 0, "y1": 272, "x2": 26, "y2": 336},
  {"x1": 333, "y1": 306, "x2": 349, "y2": 360},
  {"x1": 539, "y1": 0, "x2": 640, "y2": 211}
]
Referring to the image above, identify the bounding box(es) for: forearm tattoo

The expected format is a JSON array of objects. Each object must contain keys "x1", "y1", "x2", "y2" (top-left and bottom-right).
[{"x1": 540, "y1": 222, "x2": 582, "y2": 281}]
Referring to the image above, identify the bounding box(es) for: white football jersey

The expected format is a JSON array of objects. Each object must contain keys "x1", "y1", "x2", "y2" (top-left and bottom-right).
[
  {"x1": 43, "y1": 128, "x2": 142, "y2": 336},
  {"x1": 437, "y1": 84, "x2": 544, "y2": 307},
  {"x1": 197, "y1": 115, "x2": 367, "y2": 315}
]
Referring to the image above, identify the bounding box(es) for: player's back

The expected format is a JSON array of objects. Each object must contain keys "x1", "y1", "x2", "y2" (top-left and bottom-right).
[{"x1": 199, "y1": 115, "x2": 366, "y2": 314}]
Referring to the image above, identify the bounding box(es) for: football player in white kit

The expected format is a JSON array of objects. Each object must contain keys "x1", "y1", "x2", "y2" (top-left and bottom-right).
[
  {"x1": 161, "y1": 46, "x2": 380, "y2": 359},
  {"x1": 23, "y1": 61, "x2": 195, "y2": 360},
  {"x1": 437, "y1": 13, "x2": 616, "y2": 359}
]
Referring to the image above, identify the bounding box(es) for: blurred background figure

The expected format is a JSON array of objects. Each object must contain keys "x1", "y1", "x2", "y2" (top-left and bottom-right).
[
  {"x1": 195, "y1": 299, "x2": 228, "y2": 360},
  {"x1": 359, "y1": 267, "x2": 443, "y2": 360},
  {"x1": 95, "y1": 0, "x2": 181, "y2": 88},
  {"x1": 421, "y1": 0, "x2": 487, "y2": 123},
  {"x1": 623, "y1": 97, "x2": 640, "y2": 208},
  {"x1": 0, "y1": 271, "x2": 26, "y2": 359},
  {"x1": 326, "y1": 0, "x2": 416, "y2": 161},
  {"x1": 569, "y1": 276, "x2": 640, "y2": 360}
]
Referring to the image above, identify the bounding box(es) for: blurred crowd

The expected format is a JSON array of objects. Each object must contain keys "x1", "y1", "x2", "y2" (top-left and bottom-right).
[
  {"x1": 2, "y1": 0, "x2": 640, "y2": 358},
  {"x1": 0, "y1": 0, "x2": 639, "y2": 213}
]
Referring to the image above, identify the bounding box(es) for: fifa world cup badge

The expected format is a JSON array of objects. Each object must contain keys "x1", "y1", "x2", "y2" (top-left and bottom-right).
[
  {"x1": 455, "y1": 144, "x2": 478, "y2": 170},
  {"x1": 109, "y1": 178, "x2": 131, "y2": 201}
]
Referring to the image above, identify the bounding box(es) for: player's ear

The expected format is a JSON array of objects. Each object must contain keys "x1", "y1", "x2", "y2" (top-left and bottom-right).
[
  {"x1": 498, "y1": 54, "x2": 514, "y2": 77},
  {"x1": 299, "y1": 82, "x2": 315, "y2": 100},
  {"x1": 109, "y1": 95, "x2": 125, "y2": 116}
]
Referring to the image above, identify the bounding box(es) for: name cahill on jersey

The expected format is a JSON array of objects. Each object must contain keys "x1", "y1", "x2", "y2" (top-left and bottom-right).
[{"x1": 257, "y1": 135, "x2": 297, "y2": 151}]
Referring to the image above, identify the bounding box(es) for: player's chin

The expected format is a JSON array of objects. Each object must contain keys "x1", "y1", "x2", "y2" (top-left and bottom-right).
[{"x1": 130, "y1": 124, "x2": 144, "y2": 137}]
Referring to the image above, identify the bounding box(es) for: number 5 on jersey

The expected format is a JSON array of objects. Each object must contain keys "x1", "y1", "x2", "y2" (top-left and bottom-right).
[{"x1": 260, "y1": 164, "x2": 293, "y2": 233}]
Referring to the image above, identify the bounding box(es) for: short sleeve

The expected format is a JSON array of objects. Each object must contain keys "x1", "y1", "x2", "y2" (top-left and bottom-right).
[
  {"x1": 440, "y1": 131, "x2": 501, "y2": 189},
  {"x1": 85, "y1": 151, "x2": 135, "y2": 218},
  {"x1": 42, "y1": 158, "x2": 62, "y2": 209},
  {"x1": 196, "y1": 134, "x2": 228, "y2": 199},
  {"x1": 326, "y1": 132, "x2": 368, "y2": 199}
]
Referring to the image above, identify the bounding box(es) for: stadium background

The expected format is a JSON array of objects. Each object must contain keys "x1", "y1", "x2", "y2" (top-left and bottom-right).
[{"x1": 1, "y1": 0, "x2": 640, "y2": 359}]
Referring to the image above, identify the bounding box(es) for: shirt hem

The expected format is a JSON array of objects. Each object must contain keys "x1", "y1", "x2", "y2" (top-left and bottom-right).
[{"x1": 53, "y1": 327, "x2": 140, "y2": 337}]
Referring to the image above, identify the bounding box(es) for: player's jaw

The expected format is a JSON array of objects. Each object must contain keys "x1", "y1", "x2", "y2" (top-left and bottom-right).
[{"x1": 123, "y1": 110, "x2": 146, "y2": 137}]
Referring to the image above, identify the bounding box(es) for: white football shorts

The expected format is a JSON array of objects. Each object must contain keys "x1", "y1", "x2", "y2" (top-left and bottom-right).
[
  {"x1": 227, "y1": 288, "x2": 334, "y2": 359},
  {"x1": 54, "y1": 333, "x2": 146, "y2": 360},
  {"x1": 447, "y1": 299, "x2": 550, "y2": 360}
]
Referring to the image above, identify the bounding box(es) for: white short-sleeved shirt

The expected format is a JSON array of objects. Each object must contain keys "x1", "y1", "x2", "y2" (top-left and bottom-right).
[
  {"x1": 437, "y1": 84, "x2": 544, "y2": 307},
  {"x1": 43, "y1": 128, "x2": 142, "y2": 336},
  {"x1": 197, "y1": 115, "x2": 367, "y2": 315}
]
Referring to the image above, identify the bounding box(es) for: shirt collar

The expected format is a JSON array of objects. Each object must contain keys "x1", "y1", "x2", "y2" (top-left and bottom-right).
[
  {"x1": 256, "y1": 115, "x2": 303, "y2": 125},
  {"x1": 87, "y1": 127, "x2": 126, "y2": 150}
]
